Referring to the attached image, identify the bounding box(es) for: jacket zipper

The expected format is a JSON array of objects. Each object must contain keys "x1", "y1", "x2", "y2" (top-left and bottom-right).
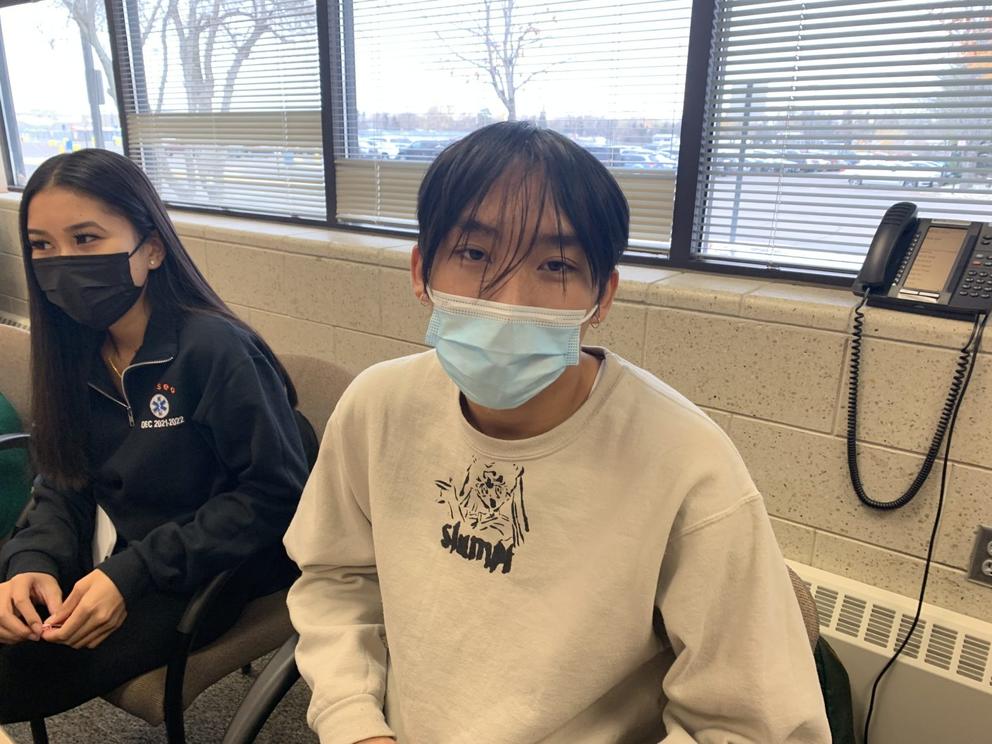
[{"x1": 88, "y1": 356, "x2": 175, "y2": 428}]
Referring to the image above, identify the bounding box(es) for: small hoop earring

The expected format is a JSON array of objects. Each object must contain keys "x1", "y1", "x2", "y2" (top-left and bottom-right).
[
  {"x1": 420, "y1": 295, "x2": 430, "y2": 306},
  {"x1": 590, "y1": 314, "x2": 601, "y2": 329}
]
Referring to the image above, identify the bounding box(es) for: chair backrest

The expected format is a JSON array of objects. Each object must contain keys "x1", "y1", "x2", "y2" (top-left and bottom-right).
[
  {"x1": 787, "y1": 564, "x2": 820, "y2": 652},
  {"x1": 279, "y1": 354, "x2": 353, "y2": 442},
  {"x1": 0, "y1": 323, "x2": 30, "y2": 424}
]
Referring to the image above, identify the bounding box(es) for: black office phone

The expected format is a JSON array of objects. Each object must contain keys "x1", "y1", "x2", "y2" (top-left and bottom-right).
[{"x1": 852, "y1": 201, "x2": 992, "y2": 318}]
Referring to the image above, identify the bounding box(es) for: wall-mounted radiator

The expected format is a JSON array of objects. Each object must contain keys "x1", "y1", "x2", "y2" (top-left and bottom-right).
[
  {"x1": 0, "y1": 311, "x2": 28, "y2": 331},
  {"x1": 788, "y1": 560, "x2": 992, "y2": 744}
]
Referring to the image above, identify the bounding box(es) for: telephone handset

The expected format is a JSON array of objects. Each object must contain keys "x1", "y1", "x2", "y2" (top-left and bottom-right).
[
  {"x1": 856, "y1": 201, "x2": 918, "y2": 289},
  {"x1": 853, "y1": 201, "x2": 992, "y2": 318}
]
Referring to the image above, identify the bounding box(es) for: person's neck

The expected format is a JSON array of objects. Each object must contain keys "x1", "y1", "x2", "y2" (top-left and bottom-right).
[
  {"x1": 105, "y1": 292, "x2": 152, "y2": 366},
  {"x1": 462, "y1": 350, "x2": 602, "y2": 440}
]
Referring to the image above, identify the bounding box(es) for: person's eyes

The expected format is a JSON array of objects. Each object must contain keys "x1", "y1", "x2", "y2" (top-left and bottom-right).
[
  {"x1": 29, "y1": 240, "x2": 51, "y2": 253},
  {"x1": 74, "y1": 233, "x2": 101, "y2": 246},
  {"x1": 539, "y1": 258, "x2": 578, "y2": 275},
  {"x1": 454, "y1": 245, "x2": 491, "y2": 264}
]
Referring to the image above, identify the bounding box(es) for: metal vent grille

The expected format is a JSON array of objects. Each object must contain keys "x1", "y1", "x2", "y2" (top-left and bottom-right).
[
  {"x1": 958, "y1": 635, "x2": 991, "y2": 683},
  {"x1": 813, "y1": 586, "x2": 839, "y2": 628},
  {"x1": 895, "y1": 616, "x2": 926, "y2": 660},
  {"x1": 0, "y1": 312, "x2": 28, "y2": 331},
  {"x1": 864, "y1": 605, "x2": 896, "y2": 648},
  {"x1": 836, "y1": 595, "x2": 867, "y2": 637},
  {"x1": 925, "y1": 624, "x2": 958, "y2": 671}
]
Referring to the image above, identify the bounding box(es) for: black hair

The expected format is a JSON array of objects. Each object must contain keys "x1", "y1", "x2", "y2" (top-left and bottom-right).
[
  {"x1": 19, "y1": 149, "x2": 297, "y2": 492},
  {"x1": 416, "y1": 121, "x2": 629, "y2": 299}
]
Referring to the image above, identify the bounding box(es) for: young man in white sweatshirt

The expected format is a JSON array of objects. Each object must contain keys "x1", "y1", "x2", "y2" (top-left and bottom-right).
[{"x1": 284, "y1": 122, "x2": 831, "y2": 744}]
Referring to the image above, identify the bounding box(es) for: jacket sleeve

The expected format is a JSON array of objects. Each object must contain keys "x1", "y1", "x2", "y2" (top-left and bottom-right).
[
  {"x1": 283, "y1": 401, "x2": 395, "y2": 744},
  {"x1": 656, "y1": 494, "x2": 831, "y2": 744},
  {"x1": 1, "y1": 477, "x2": 95, "y2": 584},
  {"x1": 97, "y1": 352, "x2": 308, "y2": 603}
]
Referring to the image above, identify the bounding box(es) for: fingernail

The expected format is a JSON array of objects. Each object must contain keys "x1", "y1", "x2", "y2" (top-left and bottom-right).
[{"x1": 29, "y1": 633, "x2": 39, "y2": 641}]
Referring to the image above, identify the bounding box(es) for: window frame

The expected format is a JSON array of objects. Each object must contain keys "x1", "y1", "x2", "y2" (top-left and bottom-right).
[
  {"x1": 2, "y1": 0, "x2": 953, "y2": 288},
  {"x1": 0, "y1": 6, "x2": 24, "y2": 185}
]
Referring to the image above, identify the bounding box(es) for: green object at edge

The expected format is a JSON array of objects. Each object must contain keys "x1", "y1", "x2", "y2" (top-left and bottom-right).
[{"x1": 0, "y1": 393, "x2": 31, "y2": 537}]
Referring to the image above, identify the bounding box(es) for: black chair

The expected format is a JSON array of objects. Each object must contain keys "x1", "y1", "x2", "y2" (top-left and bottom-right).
[
  {"x1": 0, "y1": 433, "x2": 30, "y2": 451},
  {"x1": 221, "y1": 632, "x2": 301, "y2": 744}
]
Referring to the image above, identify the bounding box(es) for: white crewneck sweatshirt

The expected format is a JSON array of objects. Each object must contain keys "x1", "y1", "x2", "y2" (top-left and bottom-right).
[{"x1": 284, "y1": 349, "x2": 830, "y2": 744}]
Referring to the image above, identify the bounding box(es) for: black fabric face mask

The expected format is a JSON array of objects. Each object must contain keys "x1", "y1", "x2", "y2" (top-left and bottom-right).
[{"x1": 32, "y1": 239, "x2": 147, "y2": 330}]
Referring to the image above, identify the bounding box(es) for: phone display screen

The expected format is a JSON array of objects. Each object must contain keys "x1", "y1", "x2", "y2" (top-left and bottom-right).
[{"x1": 904, "y1": 226, "x2": 966, "y2": 294}]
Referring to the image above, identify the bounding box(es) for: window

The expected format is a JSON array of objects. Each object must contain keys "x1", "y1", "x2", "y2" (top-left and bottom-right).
[
  {"x1": 694, "y1": 0, "x2": 992, "y2": 273},
  {"x1": 109, "y1": 0, "x2": 325, "y2": 219},
  {"x1": 0, "y1": 0, "x2": 122, "y2": 186},
  {"x1": 4, "y1": 1, "x2": 988, "y2": 280},
  {"x1": 330, "y1": 0, "x2": 693, "y2": 252}
]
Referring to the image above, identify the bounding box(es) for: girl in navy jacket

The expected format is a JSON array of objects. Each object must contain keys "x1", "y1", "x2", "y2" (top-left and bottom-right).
[{"x1": 0, "y1": 149, "x2": 309, "y2": 721}]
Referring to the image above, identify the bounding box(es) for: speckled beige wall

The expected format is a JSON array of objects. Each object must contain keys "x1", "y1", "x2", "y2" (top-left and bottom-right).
[{"x1": 1, "y1": 193, "x2": 990, "y2": 624}]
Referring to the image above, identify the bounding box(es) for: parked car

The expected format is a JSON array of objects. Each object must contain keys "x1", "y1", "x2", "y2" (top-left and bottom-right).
[
  {"x1": 368, "y1": 135, "x2": 412, "y2": 159},
  {"x1": 581, "y1": 145, "x2": 611, "y2": 162},
  {"x1": 744, "y1": 154, "x2": 797, "y2": 173},
  {"x1": 782, "y1": 153, "x2": 836, "y2": 172},
  {"x1": 357, "y1": 138, "x2": 377, "y2": 158},
  {"x1": 397, "y1": 139, "x2": 449, "y2": 161},
  {"x1": 841, "y1": 160, "x2": 944, "y2": 188}
]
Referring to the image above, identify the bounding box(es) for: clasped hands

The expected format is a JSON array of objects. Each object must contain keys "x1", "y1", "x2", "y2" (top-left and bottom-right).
[{"x1": 0, "y1": 570, "x2": 126, "y2": 649}]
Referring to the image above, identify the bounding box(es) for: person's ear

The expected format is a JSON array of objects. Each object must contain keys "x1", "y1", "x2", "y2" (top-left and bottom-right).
[
  {"x1": 146, "y1": 233, "x2": 166, "y2": 270},
  {"x1": 589, "y1": 269, "x2": 620, "y2": 328},
  {"x1": 411, "y1": 243, "x2": 430, "y2": 306}
]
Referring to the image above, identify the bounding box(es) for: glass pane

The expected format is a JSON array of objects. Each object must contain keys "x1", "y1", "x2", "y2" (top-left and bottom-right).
[
  {"x1": 697, "y1": 0, "x2": 992, "y2": 272},
  {"x1": 337, "y1": 0, "x2": 692, "y2": 249},
  {"x1": 116, "y1": 0, "x2": 324, "y2": 218},
  {"x1": 0, "y1": 0, "x2": 122, "y2": 186}
]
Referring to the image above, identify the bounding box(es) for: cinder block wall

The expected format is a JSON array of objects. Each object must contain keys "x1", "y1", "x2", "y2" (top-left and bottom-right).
[{"x1": 2, "y1": 194, "x2": 989, "y2": 623}]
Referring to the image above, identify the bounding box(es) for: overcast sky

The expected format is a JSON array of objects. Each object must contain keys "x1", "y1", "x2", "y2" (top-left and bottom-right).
[{"x1": 2, "y1": 0, "x2": 691, "y2": 124}]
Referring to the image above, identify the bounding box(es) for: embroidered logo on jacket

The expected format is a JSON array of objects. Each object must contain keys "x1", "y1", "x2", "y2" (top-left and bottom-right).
[
  {"x1": 150, "y1": 394, "x2": 170, "y2": 418},
  {"x1": 141, "y1": 384, "x2": 185, "y2": 430},
  {"x1": 434, "y1": 458, "x2": 528, "y2": 574}
]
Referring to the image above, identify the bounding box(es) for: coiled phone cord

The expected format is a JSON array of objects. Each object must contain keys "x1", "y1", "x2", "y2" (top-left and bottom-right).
[
  {"x1": 847, "y1": 292, "x2": 982, "y2": 510},
  {"x1": 861, "y1": 307, "x2": 988, "y2": 744}
]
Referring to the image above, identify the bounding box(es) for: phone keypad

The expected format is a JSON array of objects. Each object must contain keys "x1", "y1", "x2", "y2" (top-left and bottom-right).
[
  {"x1": 960, "y1": 269, "x2": 992, "y2": 298},
  {"x1": 951, "y1": 227, "x2": 992, "y2": 308}
]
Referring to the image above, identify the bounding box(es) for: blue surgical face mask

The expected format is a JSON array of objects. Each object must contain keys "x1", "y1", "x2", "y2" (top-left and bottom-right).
[{"x1": 424, "y1": 287, "x2": 598, "y2": 410}]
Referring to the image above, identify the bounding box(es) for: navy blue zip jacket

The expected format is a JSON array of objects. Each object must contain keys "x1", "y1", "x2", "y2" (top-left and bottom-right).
[{"x1": 0, "y1": 308, "x2": 309, "y2": 604}]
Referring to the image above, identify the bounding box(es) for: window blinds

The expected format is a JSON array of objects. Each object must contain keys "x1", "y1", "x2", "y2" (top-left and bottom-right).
[
  {"x1": 111, "y1": 0, "x2": 325, "y2": 219},
  {"x1": 696, "y1": 0, "x2": 992, "y2": 272},
  {"x1": 332, "y1": 0, "x2": 692, "y2": 250}
]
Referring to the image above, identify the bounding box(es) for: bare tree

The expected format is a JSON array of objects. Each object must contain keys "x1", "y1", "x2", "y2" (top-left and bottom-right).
[
  {"x1": 437, "y1": 0, "x2": 555, "y2": 122},
  {"x1": 59, "y1": 0, "x2": 165, "y2": 104},
  {"x1": 161, "y1": 0, "x2": 309, "y2": 113},
  {"x1": 61, "y1": 0, "x2": 309, "y2": 114}
]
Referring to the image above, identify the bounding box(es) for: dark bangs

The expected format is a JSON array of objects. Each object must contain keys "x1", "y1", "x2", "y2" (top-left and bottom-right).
[{"x1": 416, "y1": 122, "x2": 629, "y2": 299}]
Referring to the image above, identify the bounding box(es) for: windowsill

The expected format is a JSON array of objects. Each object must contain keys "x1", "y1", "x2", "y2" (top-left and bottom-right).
[{"x1": 0, "y1": 193, "x2": 979, "y2": 352}]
